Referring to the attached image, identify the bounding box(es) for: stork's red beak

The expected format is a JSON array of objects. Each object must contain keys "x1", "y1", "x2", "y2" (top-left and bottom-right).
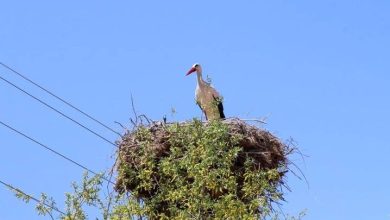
[{"x1": 186, "y1": 67, "x2": 196, "y2": 76}]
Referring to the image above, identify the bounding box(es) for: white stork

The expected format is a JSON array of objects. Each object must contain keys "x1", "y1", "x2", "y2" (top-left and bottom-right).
[{"x1": 186, "y1": 63, "x2": 225, "y2": 120}]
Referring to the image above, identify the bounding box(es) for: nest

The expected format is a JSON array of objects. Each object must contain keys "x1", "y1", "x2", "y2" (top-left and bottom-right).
[{"x1": 115, "y1": 119, "x2": 291, "y2": 198}]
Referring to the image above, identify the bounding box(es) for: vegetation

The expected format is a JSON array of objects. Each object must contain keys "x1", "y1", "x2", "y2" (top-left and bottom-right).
[{"x1": 11, "y1": 119, "x2": 303, "y2": 219}]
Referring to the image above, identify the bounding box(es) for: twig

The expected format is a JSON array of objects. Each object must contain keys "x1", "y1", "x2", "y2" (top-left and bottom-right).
[
  {"x1": 276, "y1": 202, "x2": 287, "y2": 220},
  {"x1": 289, "y1": 161, "x2": 310, "y2": 189},
  {"x1": 130, "y1": 93, "x2": 138, "y2": 126},
  {"x1": 225, "y1": 117, "x2": 267, "y2": 124},
  {"x1": 114, "y1": 121, "x2": 127, "y2": 133},
  {"x1": 139, "y1": 114, "x2": 153, "y2": 124},
  {"x1": 130, "y1": 118, "x2": 137, "y2": 128}
]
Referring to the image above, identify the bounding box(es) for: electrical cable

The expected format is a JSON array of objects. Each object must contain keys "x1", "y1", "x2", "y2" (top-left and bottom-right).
[
  {"x1": 0, "y1": 120, "x2": 115, "y2": 185},
  {"x1": 0, "y1": 75, "x2": 118, "y2": 148},
  {"x1": 0, "y1": 62, "x2": 122, "y2": 137},
  {"x1": 0, "y1": 179, "x2": 67, "y2": 215}
]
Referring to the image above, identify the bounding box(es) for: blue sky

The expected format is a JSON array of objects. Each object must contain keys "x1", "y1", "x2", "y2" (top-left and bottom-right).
[{"x1": 1, "y1": 1, "x2": 389, "y2": 219}]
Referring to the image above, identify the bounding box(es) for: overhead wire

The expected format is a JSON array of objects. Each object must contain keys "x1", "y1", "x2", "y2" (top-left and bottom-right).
[
  {"x1": 0, "y1": 62, "x2": 122, "y2": 137},
  {"x1": 0, "y1": 75, "x2": 118, "y2": 148},
  {"x1": 0, "y1": 63, "x2": 119, "y2": 216},
  {"x1": 0, "y1": 178, "x2": 67, "y2": 216},
  {"x1": 0, "y1": 120, "x2": 115, "y2": 185}
]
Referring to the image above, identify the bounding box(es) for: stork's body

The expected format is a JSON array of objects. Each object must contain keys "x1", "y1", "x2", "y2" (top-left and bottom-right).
[{"x1": 186, "y1": 64, "x2": 225, "y2": 120}]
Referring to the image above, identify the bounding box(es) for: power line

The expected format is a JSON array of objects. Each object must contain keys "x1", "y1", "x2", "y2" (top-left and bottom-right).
[
  {"x1": 0, "y1": 62, "x2": 122, "y2": 137},
  {"x1": 0, "y1": 120, "x2": 115, "y2": 185},
  {"x1": 0, "y1": 178, "x2": 66, "y2": 216},
  {"x1": 0, "y1": 75, "x2": 118, "y2": 148}
]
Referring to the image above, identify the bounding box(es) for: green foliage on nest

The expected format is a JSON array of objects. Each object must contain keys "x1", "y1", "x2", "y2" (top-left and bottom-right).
[
  {"x1": 11, "y1": 119, "x2": 303, "y2": 220},
  {"x1": 116, "y1": 119, "x2": 287, "y2": 219}
]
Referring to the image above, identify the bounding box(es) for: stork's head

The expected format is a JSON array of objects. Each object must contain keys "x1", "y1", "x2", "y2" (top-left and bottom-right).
[{"x1": 186, "y1": 63, "x2": 202, "y2": 76}]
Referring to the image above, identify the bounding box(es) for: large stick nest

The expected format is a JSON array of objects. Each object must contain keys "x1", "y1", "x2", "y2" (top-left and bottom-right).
[{"x1": 115, "y1": 119, "x2": 292, "y2": 199}]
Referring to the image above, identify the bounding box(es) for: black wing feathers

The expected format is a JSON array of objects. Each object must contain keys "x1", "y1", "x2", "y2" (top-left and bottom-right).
[{"x1": 218, "y1": 102, "x2": 225, "y2": 119}]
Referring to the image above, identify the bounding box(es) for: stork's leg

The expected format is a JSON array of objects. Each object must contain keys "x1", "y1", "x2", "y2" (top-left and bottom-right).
[
  {"x1": 203, "y1": 110, "x2": 208, "y2": 121},
  {"x1": 197, "y1": 102, "x2": 208, "y2": 121}
]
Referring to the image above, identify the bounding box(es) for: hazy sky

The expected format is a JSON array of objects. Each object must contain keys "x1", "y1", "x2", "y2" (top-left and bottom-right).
[{"x1": 1, "y1": 1, "x2": 390, "y2": 219}]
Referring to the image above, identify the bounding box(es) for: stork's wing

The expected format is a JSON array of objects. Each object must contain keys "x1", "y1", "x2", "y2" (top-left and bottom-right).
[
  {"x1": 209, "y1": 86, "x2": 225, "y2": 119},
  {"x1": 212, "y1": 95, "x2": 225, "y2": 119},
  {"x1": 217, "y1": 101, "x2": 225, "y2": 119}
]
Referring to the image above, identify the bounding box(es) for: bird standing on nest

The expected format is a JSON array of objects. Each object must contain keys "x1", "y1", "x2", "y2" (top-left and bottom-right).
[{"x1": 186, "y1": 63, "x2": 225, "y2": 121}]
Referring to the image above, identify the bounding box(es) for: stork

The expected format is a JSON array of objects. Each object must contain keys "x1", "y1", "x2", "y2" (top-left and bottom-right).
[{"x1": 186, "y1": 63, "x2": 225, "y2": 120}]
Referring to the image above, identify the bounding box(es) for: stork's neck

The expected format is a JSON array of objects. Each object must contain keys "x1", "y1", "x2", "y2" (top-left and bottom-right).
[{"x1": 196, "y1": 70, "x2": 205, "y2": 86}]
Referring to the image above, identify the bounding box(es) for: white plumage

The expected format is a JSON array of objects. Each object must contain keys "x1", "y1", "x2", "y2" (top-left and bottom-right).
[{"x1": 186, "y1": 64, "x2": 225, "y2": 120}]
